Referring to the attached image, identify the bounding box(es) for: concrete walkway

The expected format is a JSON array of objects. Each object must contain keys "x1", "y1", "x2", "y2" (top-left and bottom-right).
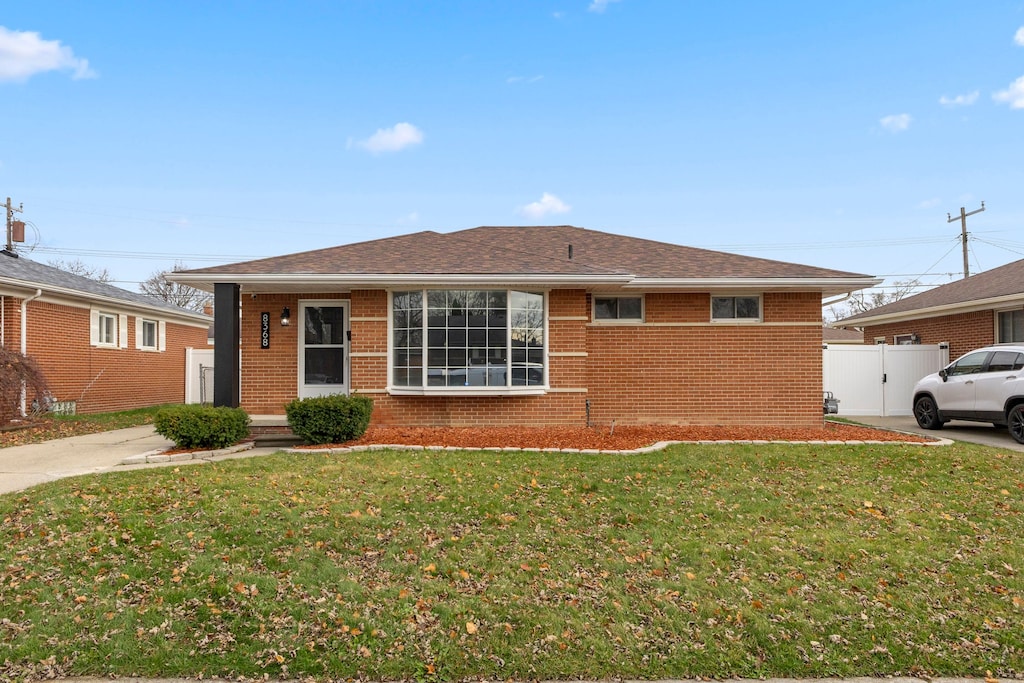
[{"x1": 0, "y1": 426, "x2": 279, "y2": 495}]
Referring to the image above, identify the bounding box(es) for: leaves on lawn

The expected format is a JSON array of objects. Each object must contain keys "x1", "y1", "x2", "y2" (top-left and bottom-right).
[{"x1": 0, "y1": 441, "x2": 1021, "y2": 682}]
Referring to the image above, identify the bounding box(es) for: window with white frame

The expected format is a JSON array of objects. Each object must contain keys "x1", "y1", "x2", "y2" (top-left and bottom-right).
[
  {"x1": 711, "y1": 295, "x2": 761, "y2": 321},
  {"x1": 91, "y1": 310, "x2": 128, "y2": 348},
  {"x1": 998, "y1": 309, "x2": 1024, "y2": 343},
  {"x1": 138, "y1": 318, "x2": 158, "y2": 350},
  {"x1": 97, "y1": 313, "x2": 116, "y2": 345},
  {"x1": 593, "y1": 295, "x2": 643, "y2": 322},
  {"x1": 392, "y1": 289, "x2": 545, "y2": 389}
]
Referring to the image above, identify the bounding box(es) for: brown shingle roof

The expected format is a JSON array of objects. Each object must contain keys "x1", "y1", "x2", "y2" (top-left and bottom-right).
[
  {"x1": 183, "y1": 225, "x2": 869, "y2": 280},
  {"x1": 841, "y1": 257, "x2": 1024, "y2": 324}
]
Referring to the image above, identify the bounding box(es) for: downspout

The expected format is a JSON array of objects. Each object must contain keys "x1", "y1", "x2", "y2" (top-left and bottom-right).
[{"x1": 19, "y1": 289, "x2": 43, "y2": 416}]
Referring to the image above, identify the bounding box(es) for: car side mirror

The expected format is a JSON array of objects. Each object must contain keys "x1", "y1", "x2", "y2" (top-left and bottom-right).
[{"x1": 939, "y1": 368, "x2": 948, "y2": 382}]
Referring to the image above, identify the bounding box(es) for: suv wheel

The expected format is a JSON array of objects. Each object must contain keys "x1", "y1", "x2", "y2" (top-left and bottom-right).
[
  {"x1": 1009, "y1": 404, "x2": 1024, "y2": 445},
  {"x1": 914, "y1": 395, "x2": 943, "y2": 430}
]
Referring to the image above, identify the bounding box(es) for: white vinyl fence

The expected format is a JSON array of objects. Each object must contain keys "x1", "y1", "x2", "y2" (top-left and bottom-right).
[
  {"x1": 184, "y1": 348, "x2": 215, "y2": 404},
  {"x1": 822, "y1": 343, "x2": 949, "y2": 417}
]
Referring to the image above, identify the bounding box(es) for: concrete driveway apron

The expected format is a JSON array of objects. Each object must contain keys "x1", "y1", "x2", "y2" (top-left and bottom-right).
[{"x1": 853, "y1": 415, "x2": 1024, "y2": 452}]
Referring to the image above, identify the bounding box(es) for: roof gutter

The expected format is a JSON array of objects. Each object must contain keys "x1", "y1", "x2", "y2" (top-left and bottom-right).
[
  {"x1": 0, "y1": 276, "x2": 210, "y2": 326},
  {"x1": 840, "y1": 292, "x2": 1024, "y2": 327},
  {"x1": 167, "y1": 272, "x2": 637, "y2": 292},
  {"x1": 168, "y1": 272, "x2": 882, "y2": 295},
  {"x1": 624, "y1": 276, "x2": 882, "y2": 290}
]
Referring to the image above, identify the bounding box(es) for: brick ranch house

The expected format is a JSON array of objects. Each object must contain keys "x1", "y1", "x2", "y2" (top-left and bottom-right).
[
  {"x1": 838, "y1": 257, "x2": 1024, "y2": 360},
  {"x1": 169, "y1": 225, "x2": 878, "y2": 429},
  {"x1": 0, "y1": 250, "x2": 211, "y2": 417}
]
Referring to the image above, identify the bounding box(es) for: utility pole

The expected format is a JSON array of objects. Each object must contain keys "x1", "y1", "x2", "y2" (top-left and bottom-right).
[
  {"x1": 4, "y1": 196, "x2": 24, "y2": 253},
  {"x1": 947, "y1": 201, "x2": 984, "y2": 279}
]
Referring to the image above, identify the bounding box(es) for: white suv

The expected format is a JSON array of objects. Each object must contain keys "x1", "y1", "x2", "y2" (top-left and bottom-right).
[{"x1": 912, "y1": 344, "x2": 1024, "y2": 444}]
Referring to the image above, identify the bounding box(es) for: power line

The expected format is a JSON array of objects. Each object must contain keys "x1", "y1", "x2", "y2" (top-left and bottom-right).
[{"x1": 946, "y1": 202, "x2": 985, "y2": 278}]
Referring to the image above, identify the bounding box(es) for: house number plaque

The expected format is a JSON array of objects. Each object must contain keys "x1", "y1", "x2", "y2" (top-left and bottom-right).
[{"x1": 260, "y1": 312, "x2": 270, "y2": 348}]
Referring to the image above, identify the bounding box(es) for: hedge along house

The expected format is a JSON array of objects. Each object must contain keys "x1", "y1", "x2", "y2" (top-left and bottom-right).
[
  {"x1": 0, "y1": 251, "x2": 212, "y2": 417},
  {"x1": 838, "y1": 257, "x2": 1024, "y2": 359},
  {"x1": 169, "y1": 226, "x2": 879, "y2": 430}
]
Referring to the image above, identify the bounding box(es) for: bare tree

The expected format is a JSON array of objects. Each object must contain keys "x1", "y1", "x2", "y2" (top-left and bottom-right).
[
  {"x1": 48, "y1": 258, "x2": 113, "y2": 283},
  {"x1": 139, "y1": 261, "x2": 210, "y2": 313},
  {"x1": 826, "y1": 279, "x2": 917, "y2": 323},
  {"x1": 0, "y1": 348, "x2": 51, "y2": 424}
]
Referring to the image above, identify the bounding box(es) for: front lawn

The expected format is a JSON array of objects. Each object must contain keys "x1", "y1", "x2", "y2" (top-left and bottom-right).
[
  {"x1": 1, "y1": 441, "x2": 1021, "y2": 681},
  {"x1": 0, "y1": 405, "x2": 171, "y2": 448}
]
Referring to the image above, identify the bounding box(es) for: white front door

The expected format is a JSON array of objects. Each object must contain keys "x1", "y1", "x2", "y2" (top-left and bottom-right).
[{"x1": 298, "y1": 301, "x2": 349, "y2": 399}]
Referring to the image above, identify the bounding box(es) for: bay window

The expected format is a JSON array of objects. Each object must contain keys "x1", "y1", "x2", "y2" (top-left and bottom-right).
[{"x1": 392, "y1": 289, "x2": 545, "y2": 390}]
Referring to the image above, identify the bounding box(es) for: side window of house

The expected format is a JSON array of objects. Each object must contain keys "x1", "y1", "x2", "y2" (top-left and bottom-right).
[
  {"x1": 711, "y1": 295, "x2": 761, "y2": 321},
  {"x1": 99, "y1": 313, "x2": 116, "y2": 345},
  {"x1": 998, "y1": 310, "x2": 1024, "y2": 343},
  {"x1": 593, "y1": 296, "x2": 643, "y2": 322},
  {"x1": 135, "y1": 318, "x2": 166, "y2": 351}
]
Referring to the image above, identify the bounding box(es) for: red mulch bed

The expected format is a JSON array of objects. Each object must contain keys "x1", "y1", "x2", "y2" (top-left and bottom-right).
[{"x1": 304, "y1": 422, "x2": 932, "y2": 451}]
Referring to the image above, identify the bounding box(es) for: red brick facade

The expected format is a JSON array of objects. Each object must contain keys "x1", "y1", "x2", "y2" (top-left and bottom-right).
[
  {"x1": 1, "y1": 296, "x2": 209, "y2": 415},
  {"x1": 861, "y1": 310, "x2": 995, "y2": 360},
  {"x1": 239, "y1": 289, "x2": 825, "y2": 429}
]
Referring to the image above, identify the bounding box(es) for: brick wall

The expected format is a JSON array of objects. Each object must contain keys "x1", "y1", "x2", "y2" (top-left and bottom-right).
[
  {"x1": 236, "y1": 289, "x2": 824, "y2": 429},
  {"x1": 861, "y1": 310, "x2": 994, "y2": 359},
  {"x1": 585, "y1": 291, "x2": 823, "y2": 428},
  {"x1": 2, "y1": 297, "x2": 208, "y2": 414},
  {"x1": 240, "y1": 292, "x2": 349, "y2": 414}
]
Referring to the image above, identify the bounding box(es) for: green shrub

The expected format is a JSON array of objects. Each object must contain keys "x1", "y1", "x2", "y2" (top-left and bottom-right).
[
  {"x1": 285, "y1": 393, "x2": 373, "y2": 445},
  {"x1": 154, "y1": 405, "x2": 250, "y2": 450}
]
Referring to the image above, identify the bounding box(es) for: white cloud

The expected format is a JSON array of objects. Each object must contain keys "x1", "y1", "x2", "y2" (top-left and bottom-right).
[
  {"x1": 506, "y1": 75, "x2": 543, "y2": 84},
  {"x1": 519, "y1": 192, "x2": 571, "y2": 220},
  {"x1": 351, "y1": 122, "x2": 424, "y2": 153},
  {"x1": 1015, "y1": 26, "x2": 1024, "y2": 46},
  {"x1": 396, "y1": 211, "x2": 420, "y2": 225},
  {"x1": 919, "y1": 198, "x2": 941, "y2": 209},
  {"x1": 0, "y1": 26, "x2": 95, "y2": 82},
  {"x1": 938, "y1": 91, "x2": 978, "y2": 107},
  {"x1": 993, "y1": 76, "x2": 1024, "y2": 109},
  {"x1": 588, "y1": 0, "x2": 621, "y2": 13},
  {"x1": 879, "y1": 113, "x2": 912, "y2": 132}
]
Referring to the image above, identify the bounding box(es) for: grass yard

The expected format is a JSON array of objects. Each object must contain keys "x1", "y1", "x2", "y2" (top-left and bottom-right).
[
  {"x1": 1, "y1": 441, "x2": 1021, "y2": 681},
  {"x1": 0, "y1": 405, "x2": 170, "y2": 448}
]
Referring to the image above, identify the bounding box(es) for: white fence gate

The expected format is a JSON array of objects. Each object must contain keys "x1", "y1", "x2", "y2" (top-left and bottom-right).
[
  {"x1": 184, "y1": 348, "x2": 215, "y2": 404},
  {"x1": 822, "y1": 344, "x2": 949, "y2": 417}
]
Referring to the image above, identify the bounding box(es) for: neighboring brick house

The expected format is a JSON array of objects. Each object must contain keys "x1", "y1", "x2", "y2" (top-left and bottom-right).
[
  {"x1": 838, "y1": 258, "x2": 1024, "y2": 360},
  {"x1": 0, "y1": 251, "x2": 211, "y2": 415},
  {"x1": 171, "y1": 226, "x2": 878, "y2": 429}
]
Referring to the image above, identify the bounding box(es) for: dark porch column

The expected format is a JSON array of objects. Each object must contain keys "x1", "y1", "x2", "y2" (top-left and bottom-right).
[{"x1": 213, "y1": 282, "x2": 240, "y2": 407}]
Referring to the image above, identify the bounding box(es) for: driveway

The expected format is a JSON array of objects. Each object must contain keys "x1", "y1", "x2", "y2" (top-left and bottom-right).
[{"x1": 853, "y1": 415, "x2": 1024, "y2": 452}]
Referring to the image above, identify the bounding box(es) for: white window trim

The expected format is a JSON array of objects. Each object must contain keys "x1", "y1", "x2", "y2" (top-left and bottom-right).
[
  {"x1": 91, "y1": 310, "x2": 120, "y2": 348},
  {"x1": 136, "y1": 318, "x2": 165, "y2": 351},
  {"x1": 710, "y1": 294, "x2": 763, "y2": 323},
  {"x1": 893, "y1": 333, "x2": 915, "y2": 345},
  {"x1": 592, "y1": 294, "x2": 644, "y2": 324},
  {"x1": 387, "y1": 289, "x2": 550, "y2": 396}
]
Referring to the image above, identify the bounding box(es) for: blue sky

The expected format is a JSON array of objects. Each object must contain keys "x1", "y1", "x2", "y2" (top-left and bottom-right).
[{"x1": 3, "y1": 1, "x2": 1024, "y2": 311}]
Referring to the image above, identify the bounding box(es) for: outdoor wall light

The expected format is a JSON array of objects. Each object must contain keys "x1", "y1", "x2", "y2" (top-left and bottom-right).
[{"x1": 281, "y1": 307, "x2": 291, "y2": 326}]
